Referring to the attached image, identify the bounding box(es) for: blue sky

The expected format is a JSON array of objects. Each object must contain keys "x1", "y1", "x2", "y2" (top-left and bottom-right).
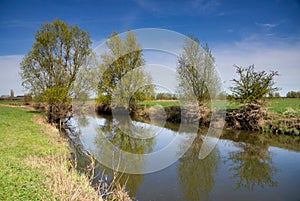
[{"x1": 0, "y1": 0, "x2": 300, "y2": 95}]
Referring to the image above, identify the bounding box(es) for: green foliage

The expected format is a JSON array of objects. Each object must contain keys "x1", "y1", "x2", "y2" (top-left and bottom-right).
[
  {"x1": 230, "y1": 65, "x2": 279, "y2": 104},
  {"x1": 43, "y1": 86, "x2": 70, "y2": 104},
  {"x1": 20, "y1": 19, "x2": 92, "y2": 122},
  {"x1": 97, "y1": 31, "x2": 154, "y2": 109},
  {"x1": 23, "y1": 93, "x2": 33, "y2": 103},
  {"x1": 177, "y1": 37, "x2": 221, "y2": 103}
]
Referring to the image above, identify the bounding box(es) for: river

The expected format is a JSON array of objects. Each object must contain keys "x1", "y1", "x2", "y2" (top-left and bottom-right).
[{"x1": 65, "y1": 114, "x2": 300, "y2": 201}]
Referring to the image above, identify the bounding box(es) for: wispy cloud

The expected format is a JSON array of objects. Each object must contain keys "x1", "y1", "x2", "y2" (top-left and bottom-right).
[
  {"x1": 213, "y1": 35, "x2": 300, "y2": 95},
  {"x1": 0, "y1": 19, "x2": 44, "y2": 28},
  {"x1": 256, "y1": 23, "x2": 279, "y2": 29},
  {"x1": 191, "y1": 0, "x2": 220, "y2": 11},
  {"x1": 132, "y1": 0, "x2": 220, "y2": 16}
]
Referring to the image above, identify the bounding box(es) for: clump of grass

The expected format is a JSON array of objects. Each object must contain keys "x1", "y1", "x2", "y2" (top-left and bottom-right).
[{"x1": 27, "y1": 155, "x2": 103, "y2": 201}]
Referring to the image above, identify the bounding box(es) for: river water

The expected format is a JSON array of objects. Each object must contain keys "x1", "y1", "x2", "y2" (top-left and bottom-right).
[{"x1": 65, "y1": 114, "x2": 300, "y2": 201}]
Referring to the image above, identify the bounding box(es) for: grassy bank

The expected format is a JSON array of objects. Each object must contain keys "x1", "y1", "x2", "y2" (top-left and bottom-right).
[
  {"x1": 137, "y1": 98, "x2": 300, "y2": 135},
  {"x1": 0, "y1": 105, "x2": 131, "y2": 201},
  {"x1": 139, "y1": 98, "x2": 300, "y2": 117},
  {"x1": 0, "y1": 105, "x2": 103, "y2": 200}
]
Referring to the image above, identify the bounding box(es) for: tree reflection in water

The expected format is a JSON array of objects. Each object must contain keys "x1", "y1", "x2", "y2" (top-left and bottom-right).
[
  {"x1": 178, "y1": 133, "x2": 220, "y2": 201},
  {"x1": 94, "y1": 115, "x2": 156, "y2": 196},
  {"x1": 225, "y1": 132, "x2": 278, "y2": 191}
]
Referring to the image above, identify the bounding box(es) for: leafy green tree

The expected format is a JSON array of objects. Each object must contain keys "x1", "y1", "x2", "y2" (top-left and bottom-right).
[
  {"x1": 177, "y1": 37, "x2": 221, "y2": 104},
  {"x1": 230, "y1": 65, "x2": 279, "y2": 104},
  {"x1": 20, "y1": 19, "x2": 92, "y2": 124},
  {"x1": 97, "y1": 31, "x2": 153, "y2": 110}
]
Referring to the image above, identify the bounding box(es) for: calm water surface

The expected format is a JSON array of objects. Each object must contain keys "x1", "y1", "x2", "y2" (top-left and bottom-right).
[{"x1": 66, "y1": 115, "x2": 300, "y2": 201}]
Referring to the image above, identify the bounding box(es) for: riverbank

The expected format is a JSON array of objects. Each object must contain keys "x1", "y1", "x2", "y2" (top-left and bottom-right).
[
  {"x1": 0, "y1": 105, "x2": 131, "y2": 201},
  {"x1": 95, "y1": 98, "x2": 300, "y2": 135}
]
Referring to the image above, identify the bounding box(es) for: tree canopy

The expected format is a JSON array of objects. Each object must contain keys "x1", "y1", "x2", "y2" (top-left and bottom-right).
[
  {"x1": 20, "y1": 19, "x2": 92, "y2": 123},
  {"x1": 176, "y1": 37, "x2": 221, "y2": 104},
  {"x1": 230, "y1": 65, "x2": 279, "y2": 104},
  {"x1": 97, "y1": 31, "x2": 153, "y2": 110}
]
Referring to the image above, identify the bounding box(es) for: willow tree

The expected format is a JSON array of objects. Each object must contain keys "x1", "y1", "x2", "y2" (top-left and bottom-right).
[
  {"x1": 177, "y1": 37, "x2": 221, "y2": 104},
  {"x1": 20, "y1": 19, "x2": 92, "y2": 124},
  {"x1": 97, "y1": 31, "x2": 153, "y2": 111}
]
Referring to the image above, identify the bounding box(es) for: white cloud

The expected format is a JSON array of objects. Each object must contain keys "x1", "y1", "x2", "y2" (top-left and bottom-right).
[
  {"x1": 0, "y1": 55, "x2": 25, "y2": 96},
  {"x1": 213, "y1": 39, "x2": 300, "y2": 96}
]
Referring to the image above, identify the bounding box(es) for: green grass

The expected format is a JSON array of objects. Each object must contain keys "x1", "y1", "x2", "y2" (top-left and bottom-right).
[
  {"x1": 267, "y1": 98, "x2": 300, "y2": 116},
  {"x1": 139, "y1": 99, "x2": 240, "y2": 110},
  {"x1": 0, "y1": 105, "x2": 129, "y2": 201},
  {"x1": 138, "y1": 100, "x2": 180, "y2": 108},
  {"x1": 0, "y1": 106, "x2": 54, "y2": 200},
  {"x1": 0, "y1": 99, "x2": 23, "y2": 106}
]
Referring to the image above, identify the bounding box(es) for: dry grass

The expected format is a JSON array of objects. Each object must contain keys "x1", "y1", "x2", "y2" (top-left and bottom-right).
[
  {"x1": 31, "y1": 112, "x2": 132, "y2": 201},
  {"x1": 28, "y1": 155, "x2": 103, "y2": 201}
]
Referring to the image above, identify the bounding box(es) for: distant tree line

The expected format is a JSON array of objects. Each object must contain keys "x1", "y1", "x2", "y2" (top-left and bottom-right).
[
  {"x1": 286, "y1": 91, "x2": 300, "y2": 98},
  {"x1": 155, "y1": 93, "x2": 177, "y2": 100}
]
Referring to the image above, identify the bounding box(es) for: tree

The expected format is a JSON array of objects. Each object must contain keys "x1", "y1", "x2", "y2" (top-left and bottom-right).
[
  {"x1": 230, "y1": 65, "x2": 279, "y2": 104},
  {"x1": 97, "y1": 31, "x2": 153, "y2": 110},
  {"x1": 10, "y1": 89, "x2": 14, "y2": 98},
  {"x1": 176, "y1": 37, "x2": 221, "y2": 104},
  {"x1": 20, "y1": 19, "x2": 92, "y2": 124}
]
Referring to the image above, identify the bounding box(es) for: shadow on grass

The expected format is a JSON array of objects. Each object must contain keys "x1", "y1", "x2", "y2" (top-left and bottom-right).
[{"x1": 26, "y1": 110, "x2": 42, "y2": 114}]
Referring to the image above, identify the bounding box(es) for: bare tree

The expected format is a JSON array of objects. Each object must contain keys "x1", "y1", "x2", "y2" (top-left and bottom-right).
[{"x1": 177, "y1": 37, "x2": 221, "y2": 104}]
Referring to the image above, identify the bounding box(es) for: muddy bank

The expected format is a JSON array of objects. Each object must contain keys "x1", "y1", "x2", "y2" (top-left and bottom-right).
[
  {"x1": 95, "y1": 103, "x2": 300, "y2": 135},
  {"x1": 95, "y1": 103, "x2": 211, "y2": 125},
  {"x1": 225, "y1": 103, "x2": 300, "y2": 135}
]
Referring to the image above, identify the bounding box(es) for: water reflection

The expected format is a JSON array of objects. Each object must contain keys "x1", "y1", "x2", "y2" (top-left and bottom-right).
[
  {"x1": 224, "y1": 131, "x2": 278, "y2": 191},
  {"x1": 77, "y1": 116, "x2": 90, "y2": 127},
  {"x1": 178, "y1": 134, "x2": 220, "y2": 201},
  {"x1": 93, "y1": 115, "x2": 156, "y2": 196},
  {"x1": 65, "y1": 115, "x2": 300, "y2": 201}
]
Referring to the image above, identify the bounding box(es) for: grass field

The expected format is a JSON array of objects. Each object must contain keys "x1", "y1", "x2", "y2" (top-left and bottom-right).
[
  {"x1": 0, "y1": 99, "x2": 23, "y2": 105},
  {"x1": 138, "y1": 100, "x2": 180, "y2": 108},
  {"x1": 0, "y1": 105, "x2": 102, "y2": 200},
  {"x1": 139, "y1": 98, "x2": 300, "y2": 116},
  {"x1": 266, "y1": 98, "x2": 300, "y2": 116}
]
